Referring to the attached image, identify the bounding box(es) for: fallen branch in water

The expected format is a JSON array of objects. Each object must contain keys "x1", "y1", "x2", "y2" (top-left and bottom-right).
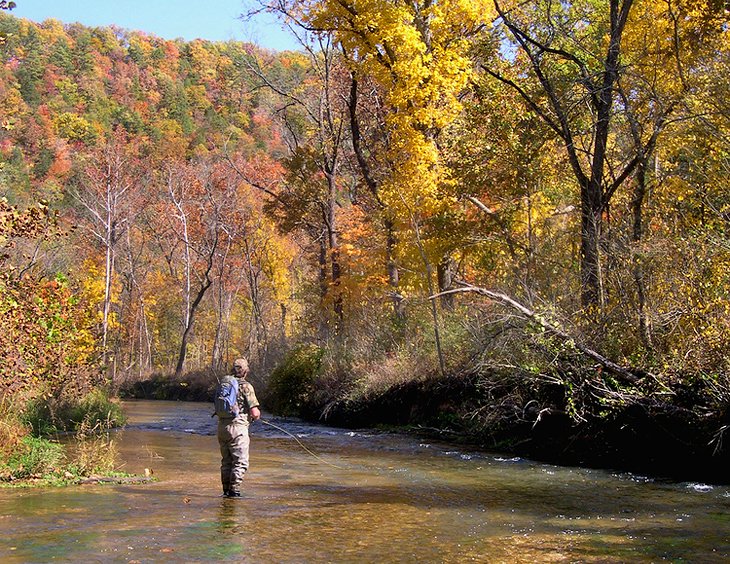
[
  {"x1": 431, "y1": 284, "x2": 647, "y2": 385},
  {"x1": 77, "y1": 475, "x2": 155, "y2": 485}
]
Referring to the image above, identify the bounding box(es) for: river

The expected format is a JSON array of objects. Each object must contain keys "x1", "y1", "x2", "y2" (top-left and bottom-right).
[{"x1": 1, "y1": 400, "x2": 728, "y2": 562}]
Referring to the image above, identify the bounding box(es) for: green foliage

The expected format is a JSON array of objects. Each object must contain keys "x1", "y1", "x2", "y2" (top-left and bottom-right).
[
  {"x1": 1, "y1": 435, "x2": 64, "y2": 479},
  {"x1": 267, "y1": 344, "x2": 324, "y2": 416},
  {"x1": 23, "y1": 390, "x2": 126, "y2": 436}
]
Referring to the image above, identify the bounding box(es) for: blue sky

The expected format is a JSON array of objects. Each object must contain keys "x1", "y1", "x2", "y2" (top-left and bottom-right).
[{"x1": 12, "y1": 0, "x2": 299, "y2": 51}]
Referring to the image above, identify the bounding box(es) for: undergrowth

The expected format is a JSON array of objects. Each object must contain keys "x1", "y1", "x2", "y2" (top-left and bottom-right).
[{"x1": 0, "y1": 390, "x2": 130, "y2": 487}]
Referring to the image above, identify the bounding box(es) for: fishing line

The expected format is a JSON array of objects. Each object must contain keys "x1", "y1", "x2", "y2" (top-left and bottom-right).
[{"x1": 257, "y1": 418, "x2": 345, "y2": 469}]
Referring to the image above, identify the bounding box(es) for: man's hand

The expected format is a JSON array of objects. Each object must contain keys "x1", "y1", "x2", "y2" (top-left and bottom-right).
[{"x1": 250, "y1": 406, "x2": 261, "y2": 421}]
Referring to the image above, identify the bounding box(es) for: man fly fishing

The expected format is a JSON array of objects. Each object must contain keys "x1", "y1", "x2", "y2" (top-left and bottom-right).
[{"x1": 213, "y1": 357, "x2": 260, "y2": 498}]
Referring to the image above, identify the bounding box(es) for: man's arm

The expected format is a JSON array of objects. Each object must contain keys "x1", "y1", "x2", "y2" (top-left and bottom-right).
[{"x1": 240, "y1": 382, "x2": 261, "y2": 420}]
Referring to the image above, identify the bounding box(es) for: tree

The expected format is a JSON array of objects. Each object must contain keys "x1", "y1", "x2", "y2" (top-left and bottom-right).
[
  {"x1": 483, "y1": 0, "x2": 639, "y2": 309},
  {"x1": 445, "y1": 65, "x2": 573, "y2": 305},
  {"x1": 240, "y1": 28, "x2": 352, "y2": 338},
  {"x1": 484, "y1": 0, "x2": 727, "y2": 318},
  {"x1": 71, "y1": 130, "x2": 145, "y2": 364},
  {"x1": 289, "y1": 0, "x2": 493, "y2": 372},
  {"x1": 158, "y1": 159, "x2": 224, "y2": 378}
]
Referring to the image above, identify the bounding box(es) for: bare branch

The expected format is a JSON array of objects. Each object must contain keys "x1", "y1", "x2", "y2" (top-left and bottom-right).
[{"x1": 431, "y1": 284, "x2": 645, "y2": 384}]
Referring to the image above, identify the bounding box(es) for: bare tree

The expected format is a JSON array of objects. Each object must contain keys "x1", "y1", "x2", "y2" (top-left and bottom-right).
[
  {"x1": 72, "y1": 131, "x2": 144, "y2": 364},
  {"x1": 161, "y1": 160, "x2": 223, "y2": 378}
]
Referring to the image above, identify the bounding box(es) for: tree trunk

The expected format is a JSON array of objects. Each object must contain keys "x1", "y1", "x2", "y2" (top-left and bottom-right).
[
  {"x1": 211, "y1": 280, "x2": 233, "y2": 372},
  {"x1": 102, "y1": 232, "x2": 113, "y2": 364},
  {"x1": 102, "y1": 216, "x2": 116, "y2": 365},
  {"x1": 348, "y1": 76, "x2": 404, "y2": 322},
  {"x1": 174, "y1": 275, "x2": 213, "y2": 379},
  {"x1": 581, "y1": 180, "x2": 604, "y2": 308},
  {"x1": 410, "y1": 214, "x2": 446, "y2": 377},
  {"x1": 385, "y1": 217, "x2": 405, "y2": 321},
  {"x1": 326, "y1": 177, "x2": 343, "y2": 331},
  {"x1": 437, "y1": 254, "x2": 455, "y2": 311},
  {"x1": 318, "y1": 234, "x2": 329, "y2": 341},
  {"x1": 243, "y1": 238, "x2": 268, "y2": 364},
  {"x1": 631, "y1": 160, "x2": 653, "y2": 347},
  {"x1": 490, "y1": 0, "x2": 635, "y2": 311}
]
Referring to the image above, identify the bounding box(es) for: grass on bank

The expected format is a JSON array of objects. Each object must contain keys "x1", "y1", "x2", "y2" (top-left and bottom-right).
[{"x1": 0, "y1": 390, "x2": 140, "y2": 488}]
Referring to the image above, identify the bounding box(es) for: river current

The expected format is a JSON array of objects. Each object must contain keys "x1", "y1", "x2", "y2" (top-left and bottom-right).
[{"x1": 1, "y1": 400, "x2": 728, "y2": 562}]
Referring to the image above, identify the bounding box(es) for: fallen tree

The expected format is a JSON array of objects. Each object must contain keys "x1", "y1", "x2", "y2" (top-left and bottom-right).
[{"x1": 431, "y1": 284, "x2": 647, "y2": 385}]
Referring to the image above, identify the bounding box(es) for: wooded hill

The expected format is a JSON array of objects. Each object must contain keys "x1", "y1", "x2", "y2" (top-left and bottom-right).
[{"x1": 1, "y1": 1, "x2": 728, "y2": 480}]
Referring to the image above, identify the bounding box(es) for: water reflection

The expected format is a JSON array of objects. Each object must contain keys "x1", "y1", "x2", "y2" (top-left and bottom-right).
[
  {"x1": 216, "y1": 499, "x2": 238, "y2": 532},
  {"x1": 0, "y1": 400, "x2": 728, "y2": 563}
]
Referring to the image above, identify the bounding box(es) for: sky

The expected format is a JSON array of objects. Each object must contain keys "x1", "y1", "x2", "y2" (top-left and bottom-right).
[{"x1": 11, "y1": 0, "x2": 300, "y2": 51}]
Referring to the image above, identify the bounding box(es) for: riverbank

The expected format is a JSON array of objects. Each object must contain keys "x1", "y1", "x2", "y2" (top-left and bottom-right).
[
  {"x1": 120, "y1": 370, "x2": 729, "y2": 486},
  {"x1": 0, "y1": 391, "x2": 133, "y2": 489},
  {"x1": 313, "y1": 374, "x2": 730, "y2": 486}
]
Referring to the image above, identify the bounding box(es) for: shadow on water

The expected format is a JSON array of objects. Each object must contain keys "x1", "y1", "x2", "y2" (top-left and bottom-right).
[{"x1": 0, "y1": 400, "x2": 728, "y2": 563}]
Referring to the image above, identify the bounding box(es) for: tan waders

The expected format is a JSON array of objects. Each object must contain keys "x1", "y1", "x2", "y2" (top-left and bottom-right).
[{"x1": 217, "y1": 416, "x2": 250, "y2": 497}]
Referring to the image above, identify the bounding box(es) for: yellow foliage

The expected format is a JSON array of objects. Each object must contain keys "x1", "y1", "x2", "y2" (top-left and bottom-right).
[
  {"x1": 78, "y1": 259, "x2": 106, "y2": 308},
  {"x1": 305, "y1": 0, "x2": 493, "y2": 220},
  {"x1": 185, "y1": 84, "x2": 211, "y2": 111},
  {"x1": 76, "y1": 258, "x2": 121, "y2": 332},
  {"x1": 153, "y1": 118, "x2": 187, "y2": 159},
  {"x1": 187, "y1": 40, "x2": 218, "y2": 83},
  {"x1": 53, "y1": 112, "x2": 96, "y2": 143}
]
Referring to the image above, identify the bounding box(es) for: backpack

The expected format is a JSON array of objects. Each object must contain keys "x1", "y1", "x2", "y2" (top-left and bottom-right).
[{"x1": 213, "y1": 375, "x2": 240, "y2": 419}]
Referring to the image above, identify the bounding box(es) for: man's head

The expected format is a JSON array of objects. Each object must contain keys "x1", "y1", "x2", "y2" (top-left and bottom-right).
[{"x1": 233, "y1": 357, "x2": 249, "y2": 378}]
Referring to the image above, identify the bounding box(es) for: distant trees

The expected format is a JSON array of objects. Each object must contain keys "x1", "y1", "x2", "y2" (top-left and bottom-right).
[
  {"x1": 0, "y1": 5, "x2": 727, "y2": 396},
  {"x1": 0, "y1": 14, "x2": 302, "y2": 380}
]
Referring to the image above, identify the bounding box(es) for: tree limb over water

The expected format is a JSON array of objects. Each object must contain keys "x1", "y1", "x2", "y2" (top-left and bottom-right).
[{"x1": 431, "y1": 285, "x2": 648, "y2": 385}]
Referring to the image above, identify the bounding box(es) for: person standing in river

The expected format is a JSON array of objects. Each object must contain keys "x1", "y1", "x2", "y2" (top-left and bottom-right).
[{"x1": 215, "y1": 357, "x2": 260, "y2": 498}]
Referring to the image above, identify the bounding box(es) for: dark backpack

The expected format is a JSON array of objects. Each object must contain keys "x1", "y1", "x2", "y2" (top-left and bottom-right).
[{"x1": 213, "y1": 375, "x2": 240, "y2": 419}]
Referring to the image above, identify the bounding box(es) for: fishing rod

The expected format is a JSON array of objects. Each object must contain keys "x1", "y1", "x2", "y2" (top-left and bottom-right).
[{"x1": 257, "y1": 418, "x2": 345, "y2": 469}]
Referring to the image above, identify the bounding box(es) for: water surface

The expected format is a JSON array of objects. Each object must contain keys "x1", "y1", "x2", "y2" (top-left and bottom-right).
[{"x1": 1, "y1": 400, "x2": 728, "y2": 562}]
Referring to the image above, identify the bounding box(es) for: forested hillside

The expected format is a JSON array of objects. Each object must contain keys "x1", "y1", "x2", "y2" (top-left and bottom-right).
[
  {"x1": 1, "y1": 0, "x2": 729, "y2": 479},
  {"x1": 0, "y1": 14, "x2": 299, "y2": 382}
]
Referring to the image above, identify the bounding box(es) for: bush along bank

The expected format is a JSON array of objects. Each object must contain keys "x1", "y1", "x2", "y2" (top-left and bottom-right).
[
  {"x1": 265, "y1": 346, "x2": 730, "y2": 486},
  {"x1": 0, "y1": 391, "x2": 137, "y2": 488}
]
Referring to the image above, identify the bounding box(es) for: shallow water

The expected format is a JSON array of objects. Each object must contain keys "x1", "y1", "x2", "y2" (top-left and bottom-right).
[{"x1": 1, "y1": 400, "x2": 728, "y2": 562}]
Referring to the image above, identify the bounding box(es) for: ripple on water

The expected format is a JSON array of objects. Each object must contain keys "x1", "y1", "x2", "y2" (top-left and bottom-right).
[
  {"x1": 686, "y1": 483, "x2": 714, "y2": 493},
  {"x1": 494, "y1": 456, "x2": 522, "y2": 463}
]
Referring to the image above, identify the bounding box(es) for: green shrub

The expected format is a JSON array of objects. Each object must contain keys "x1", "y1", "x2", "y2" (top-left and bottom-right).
[
  {"x1": 22, "y1": 401, "x2": 59, "y2": 436},
  {"x1": 71, "y1": 389, "x2": 126, "y2": 429},
  {"x1": 1, "y1": 435, "x2": 64, "y2": 479},
  {"x1": 23, "y1": 389, "x2": 126, "y2": 436},
  {"x1": 268, "y1": 344, "x2": 323, "y2": 416}
]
